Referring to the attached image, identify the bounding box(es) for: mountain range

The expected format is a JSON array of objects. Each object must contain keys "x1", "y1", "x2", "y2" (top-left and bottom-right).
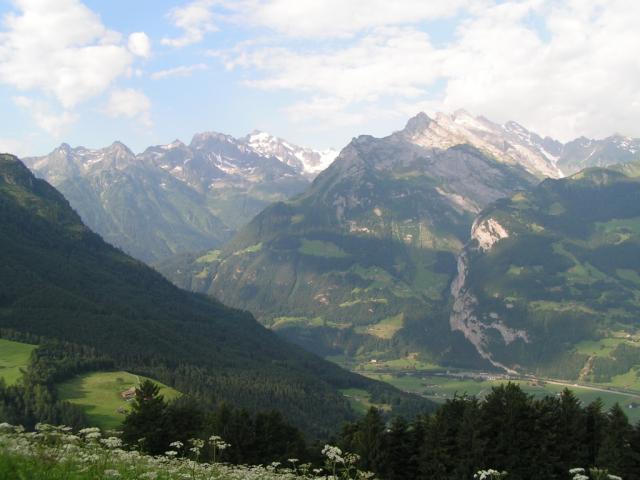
[
  {"x1": 23, "y1": 132, "x2": 336, "y2": 263},
  {"x1": 14, "y1": 109, "x2": 640, "y2": 381},
  {"x1": 0, "y1": 153, "x2": 428, "y2": 436},
  {"x1": 157, "y1": 111, "x2": 640, "y2": 377}
]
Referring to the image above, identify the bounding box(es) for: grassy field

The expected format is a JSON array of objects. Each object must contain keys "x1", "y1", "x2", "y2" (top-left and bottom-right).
[
  {"x1": 0, "y1": 338, "x2": 36, "y2": 386},
  {"x1": 354, "y1": 313, "x2": 404, "y2": 339},
  {"x1": 195, "y1": 249, "x2": 221, "y2": 263},
  {"x1": 340, "y1": 388, "x2": 391, "y2": 415},
  {"x1": 364, "y1": 372, "x2": 640, "y2": 422},
  {"x1": 57, "y1": 371, "x2": 181, "y2": 430}
]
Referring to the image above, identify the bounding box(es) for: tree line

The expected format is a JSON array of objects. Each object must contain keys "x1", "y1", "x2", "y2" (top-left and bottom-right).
[{"x1": 339, "y1": 383, "x2": 640, "y2": 480}]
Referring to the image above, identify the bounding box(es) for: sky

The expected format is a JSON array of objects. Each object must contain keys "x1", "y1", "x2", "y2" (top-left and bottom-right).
[{"x1": 1, "y1": 0, "x2": 640, "y2": 157}]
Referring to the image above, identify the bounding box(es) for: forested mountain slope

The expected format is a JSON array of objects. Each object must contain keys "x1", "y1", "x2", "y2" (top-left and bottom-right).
[
  {"x1": 0, "y1": 154, "x2": 430, "y2": 436},
  {"x1": 452, "y1": 162, "x2": 640, "y2": 377}
]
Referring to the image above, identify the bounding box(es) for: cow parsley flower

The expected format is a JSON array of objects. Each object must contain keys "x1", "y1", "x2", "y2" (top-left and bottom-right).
[{"x1": 100, "y1": 437, "x2": 123, "y2": 449}]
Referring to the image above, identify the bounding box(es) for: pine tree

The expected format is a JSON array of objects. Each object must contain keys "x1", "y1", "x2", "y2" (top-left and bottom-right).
[
  {"x1": 584, "y1": 399, "x2": 606, "y2": 467},
  {"x1": 122, "y1": 380, "x2": 168, "y2": 454},
  {"x1": 383, "y1": 416, "x2": 413, "y2": 480},
  {"x1": 345, "y1": 407, "x2": 386, "y2": 473},
  {"x1": 596, "y1": 403, "x2": 633, "y2": 476},
  {"x1": 453, "y1": 396, "x2": 483, "y2": 479}
]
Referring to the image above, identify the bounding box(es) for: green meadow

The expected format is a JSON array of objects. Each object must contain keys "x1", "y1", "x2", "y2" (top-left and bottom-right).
[
  {"x1": 0, "y1": 338, "x2": 36, "y2": 386},
  {"x1": 57, "y1": 371, "x2": 181, "y2": 430}
]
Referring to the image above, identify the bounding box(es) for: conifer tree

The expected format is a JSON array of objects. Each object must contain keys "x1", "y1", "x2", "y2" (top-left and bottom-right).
[
  {"x1": 596, "y1": 403, "x2": 633, "y2": 475},
  {"x1": 122, "y1": 380, "x2": 168, "y2": 454}
]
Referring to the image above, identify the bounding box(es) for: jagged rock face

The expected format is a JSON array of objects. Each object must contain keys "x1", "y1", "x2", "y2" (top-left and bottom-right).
[
  {"x1": 23, "y1": 132, "x2": 316, "y2": 262},
  {"x1": 157, "y1": 114, "x2": 539, "y2": 359}
]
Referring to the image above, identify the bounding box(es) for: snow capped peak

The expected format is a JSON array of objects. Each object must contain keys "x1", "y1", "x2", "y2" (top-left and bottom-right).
[
  {"x1": 162, "y1": 139, "x2": 186, "y2": 150},
  {"x1": 401, "y1": 110, "x2": 563, "y2": 179},
  {"x1": 247, "y1": 130, "x2": 273, "y2": 143},
  {"x1": 244, "y1": 130, "x2": 337, "y2": 177}
]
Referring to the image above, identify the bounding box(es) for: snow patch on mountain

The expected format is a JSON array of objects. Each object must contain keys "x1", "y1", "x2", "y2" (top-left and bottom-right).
[
  {"x1": 402, "y1": 110, "x2": 564, "y2": 179},
  {"x1": 245, "y1": 130, "x2": 337, "y2": 177}
]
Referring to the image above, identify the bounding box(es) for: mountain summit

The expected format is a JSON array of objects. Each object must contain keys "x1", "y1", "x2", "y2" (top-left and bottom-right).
[{"x1": 400, "y1": 110, "x2": 563, "y2": 178}]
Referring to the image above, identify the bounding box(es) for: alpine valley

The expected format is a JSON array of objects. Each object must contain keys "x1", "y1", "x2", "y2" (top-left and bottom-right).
[
  {"x1": 155, "y1": 110, "x2": 640, "y2": 384},
  {"x1": 0, "y1": 153, "x2": 428, "y2": 437}
]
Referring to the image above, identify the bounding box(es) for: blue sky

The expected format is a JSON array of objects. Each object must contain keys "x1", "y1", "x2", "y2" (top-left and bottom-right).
[{"x1": 1, "y1": 0, "x2": 639, "y2": 157}]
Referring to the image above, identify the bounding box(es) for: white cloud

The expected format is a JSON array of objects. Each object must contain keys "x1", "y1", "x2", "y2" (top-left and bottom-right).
[
  {"x1": 224, "y1": 27, "x2": 441, "y2": 103},
  {"x1": 161, "y1": 0, "x2": 218, "y2": 47},
  {"x1": 128, "y1": 32, "x2": 151, "y2": 58},
  {"x1": 13, "y1": 96, "x2": 78, "y2": 138},
  {"x1": 150, "y1": 63, "x2": 207, "y2": 80},
  {"x1": 0, "y1": 0, "x2": 135, "y2": 109},
  {"x1": 104, "y1": 89, "x2": 152, "y2": 127},
  {"x1": 222, "y1": 0, "x2": 471, "y2": 38},
  {"x1": 222, "y1": 0, "x2": 640, "y2": 140},
  {"x1": 285, "y1": 97, "x2": 366, "y2": 127},
  {"x1": 438, "y1": 0, "x2": 640, "y2": 140}
]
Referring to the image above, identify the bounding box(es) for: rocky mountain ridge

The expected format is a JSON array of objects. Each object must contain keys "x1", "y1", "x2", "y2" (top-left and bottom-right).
[{"x1": 23, "y1": 130, "x2": 333, "y2": 262}]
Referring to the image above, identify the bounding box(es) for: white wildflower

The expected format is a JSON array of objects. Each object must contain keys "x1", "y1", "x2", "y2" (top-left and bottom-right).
[
  {"x1": 322, "y1": 444, "x2": 344, "y2": 463},
  {"x1": 100, "y1": 437, "x2": 123, "y2": 449}
]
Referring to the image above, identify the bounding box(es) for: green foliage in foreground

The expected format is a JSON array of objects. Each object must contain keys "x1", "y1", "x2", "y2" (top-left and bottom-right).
[
  {"x1": 120, "y1": 380, "x2": 309, "y2": 466},
  {"x1": 0, "y1": 423, "x2": 373, "y2": 480}
]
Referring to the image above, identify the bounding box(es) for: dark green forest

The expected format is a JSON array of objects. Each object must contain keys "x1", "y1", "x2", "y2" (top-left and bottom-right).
[{"x1": 340, "y1": 384, "x2": 640, "y2": 480}]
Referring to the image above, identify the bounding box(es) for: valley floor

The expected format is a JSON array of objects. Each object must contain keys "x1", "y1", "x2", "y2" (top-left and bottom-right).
[{"x1": 333, "y1": 356, "x2": 640, "y2": 423}]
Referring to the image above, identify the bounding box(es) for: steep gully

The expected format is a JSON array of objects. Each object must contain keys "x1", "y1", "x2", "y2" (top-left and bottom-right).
[{"x1": 448, "y1": 218, "x2": 529, "y2": 374}]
